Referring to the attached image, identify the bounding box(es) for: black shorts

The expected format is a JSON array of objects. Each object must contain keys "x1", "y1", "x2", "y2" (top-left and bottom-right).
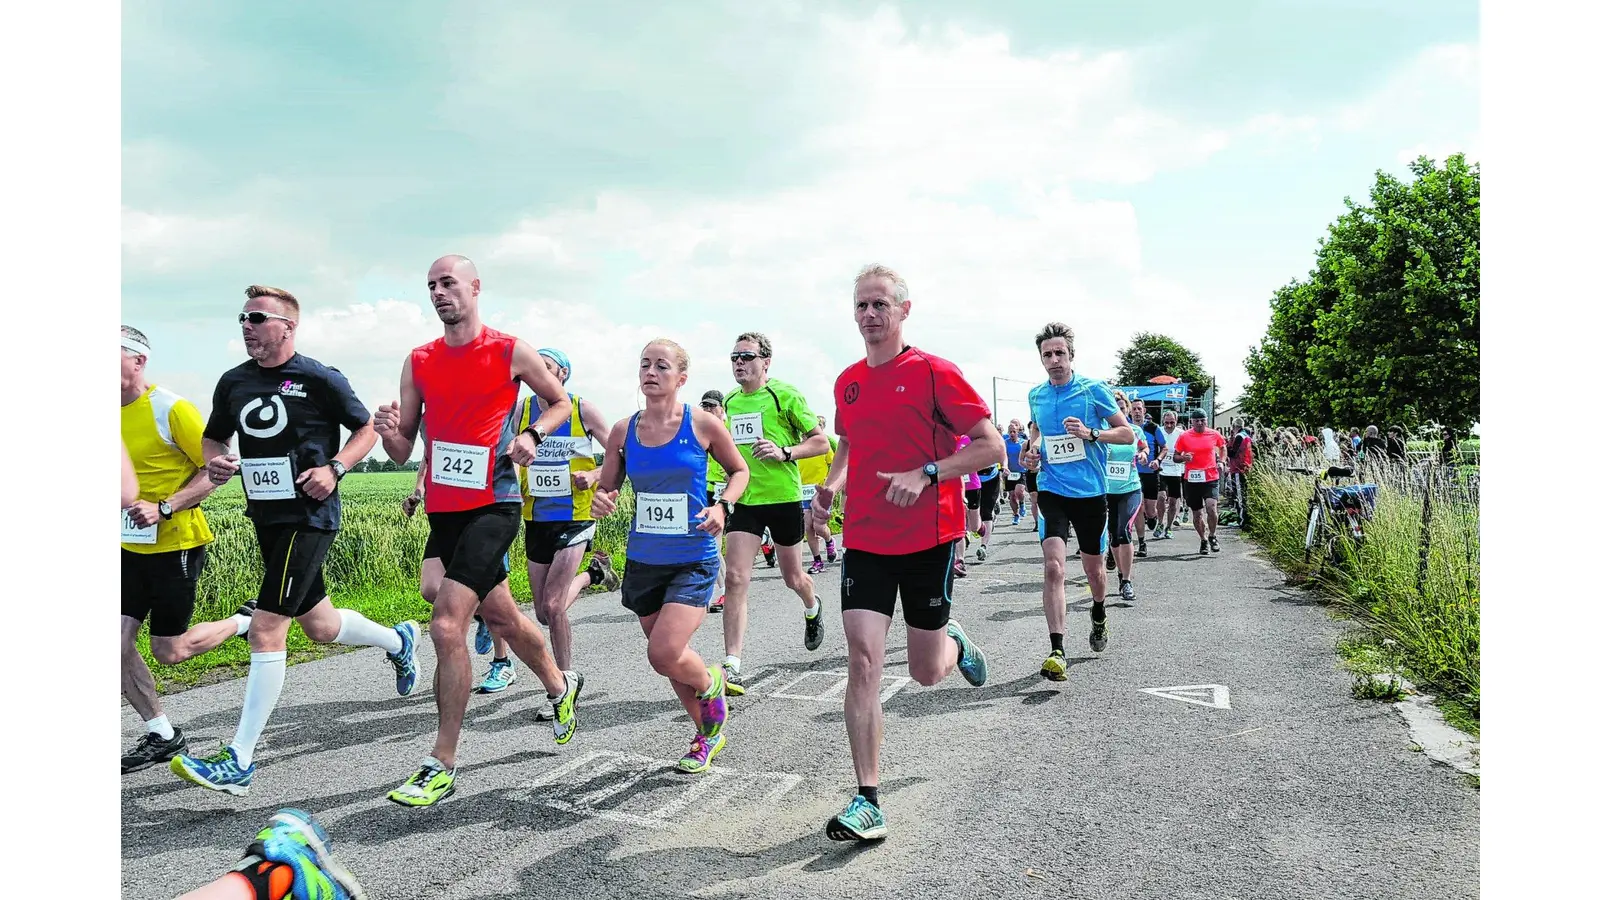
[
  {"x1": 1006, "y1": 472, "x2": 1025, "y2": 491},
  {"x1": 1139, "y1": 472, "x2": 1162, "y2": 498},
  {"x1": 424, "y1": 503, "x2": 521, "y2": 600},
  {"x1": 963, "y1": 478, "x2": 1001, "y2": 521},
  {"x1": 1035, "y1": 491, "x2": 1108, "y2": 556},
  {"x1": 1107, "y1": 489, "x2": 1143, "y2": 547},
  {"x1": 524, "y1": 519, "x2": 596, "y2": 565},
  {"x1": 620, "y1": 558, "x2": 719, "y2": 618},
  {"x1": 727, "y1": 500, "x2": 805, "y2": 547},
  {"x1": 839, "y1": 540, "x2": 958, "y2": 631},
  {"x1": 1182, "y1": 479, "x2": 1220, "y2": 510},
  {"x1": 122, "y1": 547, "x2": 206, "y2": 637},
  {"x1": 253, "y1": 523, "x2": 336, "y2": 618},
  {"x1": 1024, "y1": 470, "x2": 1038, "y2": 493},
  {"x1": 1160, "y1": 474, "x2": 1185, "y2": 497}
]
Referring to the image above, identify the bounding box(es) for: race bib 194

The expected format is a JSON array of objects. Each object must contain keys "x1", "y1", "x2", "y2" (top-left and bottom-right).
[
  {"x1": 121, "y1": 508, "x2": 157, "y2": 544},
  {"x1": 1187, "y1": 469, "x2": 1209, "y2": 483},
  {"x1": 432, "y1": 441, "x2": 490, "y2": 490},
  {"x1": 635, "y1": 492, "x2": 690, "y2": 535},
  {"x1": 1044, "y1": 434, "x2": 1086, "y2": 464},
  {"x1": 241, "y1": 457, "x2": 296, "y2": 501},
  {"x1": 526, "y1": 466, "x2": 571, "y2": 498},
  {"x1": 729, "y1": 413, "x2": 764, "y2": 446},
  {"x1": 1106, "y1": 461, "x2": 1132, "y2": 481}
]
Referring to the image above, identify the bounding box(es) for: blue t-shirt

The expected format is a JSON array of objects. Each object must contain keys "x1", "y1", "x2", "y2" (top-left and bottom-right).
[
  {"x1": 1004, "y1": 434, "x2": 1025, "y2": 473},
  {"x1": 1104, "y1": 418, "x2": 1143, "y2": 494},
  {"x1": 1136, "y1": 420, "x2": 1166, "y2": 474},
  {"x1": 1027, "y1": 375, "x2": 1119, "y2": 499}
]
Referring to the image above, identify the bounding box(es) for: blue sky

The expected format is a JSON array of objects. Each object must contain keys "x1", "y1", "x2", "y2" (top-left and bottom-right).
[{"x1": 121, "y1": 0, "x2": 1478, "y2": 446}]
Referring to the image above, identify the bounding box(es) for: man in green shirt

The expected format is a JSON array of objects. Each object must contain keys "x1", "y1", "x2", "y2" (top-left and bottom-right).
[{"x1": 720, "y1": 331, "x2": 833, "y2": 694}]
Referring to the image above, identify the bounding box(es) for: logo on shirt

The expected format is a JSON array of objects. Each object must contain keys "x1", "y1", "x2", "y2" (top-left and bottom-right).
[
  {"x1": 843, "y1": 382, "x2": 860, "y2": 404},
  {"x1": 278, "y1": 380, "x2": 307, "y2": 398},
  {"x1": 240, "y1": 395, "x2": 289, "y2": 439},
  {"x1": 895, "y1": 386, "x2": 905, "y2": 392}
]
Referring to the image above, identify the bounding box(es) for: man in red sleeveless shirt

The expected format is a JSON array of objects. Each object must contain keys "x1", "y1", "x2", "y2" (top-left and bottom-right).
[{"x1": 373, "y1": 254, "x2": 584, "y2": 808}]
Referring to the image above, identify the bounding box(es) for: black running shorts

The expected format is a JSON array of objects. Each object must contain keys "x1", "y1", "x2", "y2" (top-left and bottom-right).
[
  {"x1": 424, "y1": 503, "x2": 521, "y2": 600},
  {"x1": 524, "y1": 519, "x2": 596, "y2": 565},
  {"x1": 1138, "y1": 472, "x2": 1162, "y2": 498},
  {"x1": 253, "y1": 523, "x2": 337, "y2": 618},
  {"x1": 1182, "y1": 479, "x2": 1220, "y2": 510},
  {"x1": 839, "y1": 540, "x2": 958, "y2": 632},
  {"x1": 1035, "y1": 491, "x2": 1108, "y2": 556},
  {"x1": 121, "y1": 547, "x2": 206, "y2": 637},
  {"x1": 1107, "y1": 489, "x2": 1143, "y2": 548},
  {"x1": 727, "y1": 501, "x2": 805, "y2": 547},
  {"x1": 963, "y1": 478, "x2": 1001, "y2": 522},
  {"x1": 1160, "y1": 474, "x2": 1184, "y2": 497}
]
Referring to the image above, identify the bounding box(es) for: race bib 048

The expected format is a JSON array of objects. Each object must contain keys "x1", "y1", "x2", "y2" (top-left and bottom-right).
[
  {"x1": 121, "y1": 509, "x2": 157, "y2": 544},
  {"x1": 432, "y1": 441, "x2": 490, "y2": 489},
  {"x1": 729, "y1": 412, "x2": 764, "y2": 445},
  {"x1": 1044, "y1": 434, "x2": 1086, "y2": 464},
  {"x1": 635, "y1": 492, "x2": 690, "y2": 534},
  {"x1": 242, "y1": 457, "x2": 296, "y2": 501}
]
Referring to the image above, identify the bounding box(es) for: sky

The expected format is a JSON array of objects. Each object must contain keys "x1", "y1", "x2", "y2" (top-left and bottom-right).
[{"x1": 121, "y1": 0, "x2": 1479, "y2": 454}]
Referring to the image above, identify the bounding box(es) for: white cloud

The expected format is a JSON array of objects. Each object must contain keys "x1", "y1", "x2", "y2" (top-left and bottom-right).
[{"x1": 121, "y1": 207, "x2": 328, "y2": 277}]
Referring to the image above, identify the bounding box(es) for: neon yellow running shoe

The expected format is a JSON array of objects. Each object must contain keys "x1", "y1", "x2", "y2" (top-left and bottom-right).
[
  {"x1": 1040, "y1": 650, "x2": 1068, "y2": 682},
  {"x1": 551, "y1": 670, "x2": 584, "y2": 745},
  {"x1": 677, "y1": 732, "x2": 725, "y2": 773},
  {"x1": 387, "y1": 759, "x2": 456, "y2": 807}
]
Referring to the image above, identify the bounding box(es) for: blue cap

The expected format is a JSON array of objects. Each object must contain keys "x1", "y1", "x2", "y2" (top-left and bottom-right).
[{"x1": 538, "y1": 348, "x2": 571, "y2": 384}]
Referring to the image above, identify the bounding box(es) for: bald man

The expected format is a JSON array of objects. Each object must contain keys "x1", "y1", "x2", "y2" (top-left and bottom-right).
[{"x1": 375, "y1": 254, "x2": 583, "y2": 808}]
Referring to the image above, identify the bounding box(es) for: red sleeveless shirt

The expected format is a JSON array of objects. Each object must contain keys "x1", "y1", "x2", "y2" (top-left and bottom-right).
[{"x1": 411, "y1": 326, "x2": 523, "y2": 513}]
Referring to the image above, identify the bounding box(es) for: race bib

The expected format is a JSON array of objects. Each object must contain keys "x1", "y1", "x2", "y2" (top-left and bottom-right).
[
  {"x1": 635, "y1": 492, "x2": 689, "y2": 535},
  {"x1": 1187, "y1": 469, "x2": 1209, "y2": 483},
  {"x1": 801, "y1": 483, "x2": 818, "y2": 502},
  {"x1": 432, "y1": 441, "x2": 490, "y2": 489},
  {"x1": 241, "y1": 457, "x2": 296, "y2": 501},
  {"x1": 711, "y1": 482, "x2": 726, "y2": 502},
  {"x1": 1044, "y1": 434, "x2": 1086, "y2": 464},
  {"x1": 121, "y1": 508, "x2": 157, "y2": 544},
  {"x1": 729, "y1": 412, "x2": 764, "y2": 445},
  {"x1": 526, "y1": 466, "x2": 571, "y2": 498},
  {"x1": 1160, "y1": 460, "x2": 1183, "y2": 477},
  {"x1": 1007, "y1": 471, "x2": 1022, "y2": 482},
  {"x1": 1106, "y1": 461, "x2": 1132, "y2": 481}
]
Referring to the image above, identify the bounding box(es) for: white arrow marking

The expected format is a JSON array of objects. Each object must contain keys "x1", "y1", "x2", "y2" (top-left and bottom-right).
[{"x1": 1140, "y1": 684, "x2": 1231, "y2": 709}]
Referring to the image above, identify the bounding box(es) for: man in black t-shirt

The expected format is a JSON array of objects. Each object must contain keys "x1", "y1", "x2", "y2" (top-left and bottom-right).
[{"x1": 169, "y1": 284, "x2": 423, "y2": 797}]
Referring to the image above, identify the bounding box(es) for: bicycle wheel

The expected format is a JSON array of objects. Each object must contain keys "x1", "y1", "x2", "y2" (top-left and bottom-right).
[{"x1": 1303, "y1": 502, "x2": 1322, "y2": 564}]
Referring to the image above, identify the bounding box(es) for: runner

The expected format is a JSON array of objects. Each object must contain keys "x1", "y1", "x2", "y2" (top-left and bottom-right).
[
  {"x1": 489, "y1": 348, "x2": 621, "y2": 705},
  {"x1": 1024, "y1": 421, "x2": 1042, "y2": 532},
  {"x1": 1003, "y1": 419, "x2": 1027, "y2": 524},
  {"x1": 811, "y1": 264, "x2": 993, "y2": 842},
  {"x1": 700, "y1": 390, "x2": 732, "y2": 613},
  {"x1": 170, "y1": 287, "x2": 419, "y2": 795},
  {"x1": 120, "y1": 325, "x2": 253, "y2": 774},
  {"x1": 718, "y1": 331, "x2": 832, "y2": 695},
  {"x1": 1129, "y1": 397, "x2": 1166, "y2": 556},
  {"x1": 1156, "y1": 409, "x2": 1185, "y2": 539},
  {"x1": 1023, "y1": 321, "x2": 1135, "y2": 679},
  {"x1": 589, "y1": 338, "x2": 748, "y2": 773},
  {"x1": 1173, "y1": 408, "x2": 1228, "y2": 555},
  {"x1": 968, "y1": 452, "x2": 1001, "y2": 563},
  {"x1": 799, "y1": 413, "x2": 841, "y2": 574},
  {"x1": 374, "y1": 255, "x2": 584, "y2": 808},
  {"x1": 956, "y1": 435, "x2": 979, "y2": 577},
  {"x1": 1103, "y1": 391, "x2": 1148, "y2": 601}
]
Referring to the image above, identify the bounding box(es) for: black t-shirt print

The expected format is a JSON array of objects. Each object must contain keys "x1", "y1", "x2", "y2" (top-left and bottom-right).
[{"x1": 204, "y1": 353, "x2": 370, "y2": 530}]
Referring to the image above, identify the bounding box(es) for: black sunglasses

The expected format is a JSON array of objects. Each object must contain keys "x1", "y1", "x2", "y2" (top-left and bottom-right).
[
  {"x1": 730, "y1": 351, "x2": 767, "y2": 363},
  {"x1": 699, "y1": 401, "x2": 719, "y2": 410},
  {"x1": 239, "y1": 311, "x2": 294, "y2": 325}
]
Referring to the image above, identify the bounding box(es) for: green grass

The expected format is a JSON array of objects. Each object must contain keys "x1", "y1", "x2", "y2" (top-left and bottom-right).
[{"x1": 1244, "y1": 458, "x2": 1479, "y2": 726}]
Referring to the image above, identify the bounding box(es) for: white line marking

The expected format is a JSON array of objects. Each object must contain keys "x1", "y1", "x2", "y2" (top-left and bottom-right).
[
  {"x1": 515, "y1": 750, "x2": 805, "y2": 831},
  {"x1": 1139, "y1": 684, "x2": 1232, "y2": 709},
  {"x1": 771, "y1": 670, "x2": 912, "y2": 704}
]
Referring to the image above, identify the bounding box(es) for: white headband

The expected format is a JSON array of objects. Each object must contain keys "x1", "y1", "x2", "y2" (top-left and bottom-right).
[{"x1": 121, "y1": 336, "x2": 151, "y2": 359}]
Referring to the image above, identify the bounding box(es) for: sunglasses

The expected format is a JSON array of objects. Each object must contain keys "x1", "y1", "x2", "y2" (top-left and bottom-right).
[
  {"x1": 699, "y1": 402, "x2": 719, "y2": 410},
  {"x1": 729, "y1": 352, "x2": 767, "y2": 363},
  {"x1": 239, "y1": 311, "x2": 294, "y2": 326}
]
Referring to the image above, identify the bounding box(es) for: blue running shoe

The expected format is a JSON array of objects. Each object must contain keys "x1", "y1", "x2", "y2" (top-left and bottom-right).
[
  {"x1": 475, "y1": 659, "x2": 516, "y2": 693},
  {"x1": 171, "y1": 745, "x2": 255, "y2": 795},
  {"x1": 389, "y1": 621, "x2": 420, "y2": 696},
  {"x1": 946, "y1": 620, "x2": 988, "y2": 686},
  {"x1": 474, "y1": 615, "x2": 492, "y2": 656},
  {"x1": 826, "y1": 794, "x2": 888, "y2": 841},
  {"x1": 252, "y1": 807, "x2": 367, "y2": 900}
]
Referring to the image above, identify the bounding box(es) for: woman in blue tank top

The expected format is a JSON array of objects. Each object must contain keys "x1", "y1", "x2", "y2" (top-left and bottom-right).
[{"x1": 590, "y1": 339, "x2": 749, "y2": 774}]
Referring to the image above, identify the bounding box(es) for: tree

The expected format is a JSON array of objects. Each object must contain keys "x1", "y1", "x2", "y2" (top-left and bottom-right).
[
  {"x1": 1242, "y1": 153, "x2": 1479, "y2": 431},
  {"x1": 1113, "y1": 333, "x2": 1213, "y2": 399}
]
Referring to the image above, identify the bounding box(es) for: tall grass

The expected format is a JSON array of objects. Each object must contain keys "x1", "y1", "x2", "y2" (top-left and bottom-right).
[{"x1": 1243, "y1": 456, "x2": 1479, "y2": 716}]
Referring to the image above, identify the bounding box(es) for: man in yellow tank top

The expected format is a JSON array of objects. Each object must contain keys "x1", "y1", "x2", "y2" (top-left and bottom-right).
[
  {"x1": 120, "y1": 326, "x2": 256, "y2": 774},
  {"x1": 799, "y1": 413, "x2": 840, "y2": 574}
]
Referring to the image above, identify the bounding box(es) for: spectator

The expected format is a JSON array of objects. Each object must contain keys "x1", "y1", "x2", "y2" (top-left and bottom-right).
[{"x1": 1384, "y1": 425, "x2": 1407, "y2": 463}]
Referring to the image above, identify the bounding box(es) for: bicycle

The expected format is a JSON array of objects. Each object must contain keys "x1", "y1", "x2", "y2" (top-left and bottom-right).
[{"x1": 1285, "y1": 465, "x2": 1378, "y2": 580}]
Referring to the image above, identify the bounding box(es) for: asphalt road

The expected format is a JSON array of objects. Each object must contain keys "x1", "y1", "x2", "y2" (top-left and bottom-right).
[{"x1": 123, "y1": 516, "x2": 1479, "y2": 899}]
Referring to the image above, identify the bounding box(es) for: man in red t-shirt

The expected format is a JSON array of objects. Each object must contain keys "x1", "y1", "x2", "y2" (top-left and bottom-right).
[
  {"x1": 809, "y1": 264, "x2": 1001, "y2": 843},
  {"x1": 1172, "y1": 408, "x2": 1227, "y2": 555}
]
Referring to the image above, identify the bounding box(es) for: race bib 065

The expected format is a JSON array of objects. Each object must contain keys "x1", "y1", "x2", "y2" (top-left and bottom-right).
[{"x1": 526, "y1": 466, "x2": 571, "y2": 498}]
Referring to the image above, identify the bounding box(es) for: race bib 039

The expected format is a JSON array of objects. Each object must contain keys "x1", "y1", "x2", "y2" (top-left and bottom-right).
[{"x1": 1106, "y1": 460, "x2": 1132, "y2": 481}]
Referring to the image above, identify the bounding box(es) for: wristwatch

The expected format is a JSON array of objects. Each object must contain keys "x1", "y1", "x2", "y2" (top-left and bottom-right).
[
  {"x1": 718, "y1": 499, "x2": 736, "y2": 518},
  {"x1": 1089, "y1": 428, "x2": 1100, "y2": 443},
  {"x1": 922, "y1": 462, "x2": 939, "y2": 484},
  {"x1": 158, "y1": 500, "x2": 173, "y2": 520},
  {"x1": 329, "y1": 459, "x2": 347, "y2": 481},
  {"x1": 523, "y1": 425, "x2": 548, "y2": 444},
  {"x1": 781, "y1": 446, "x2": 793, "y2": 462}
]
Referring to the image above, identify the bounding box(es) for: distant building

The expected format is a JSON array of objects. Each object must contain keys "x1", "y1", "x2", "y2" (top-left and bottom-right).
[{"x1": 1213, "y1": 402, "x2": 1244, "y2": 432}]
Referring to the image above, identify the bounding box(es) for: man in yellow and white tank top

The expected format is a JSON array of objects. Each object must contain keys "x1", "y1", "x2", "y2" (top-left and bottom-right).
[{"x1": 799, "y1": 413, "x2": 840, "y2": 574}]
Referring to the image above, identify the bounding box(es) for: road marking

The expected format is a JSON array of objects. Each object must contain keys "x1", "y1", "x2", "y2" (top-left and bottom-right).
[
  {"x1": 771, "y1": 670, "x2": 912, "y2": 704},
  {"x1": 514, "y1": 750, "x2": 803, "y2": 830},
  {"x1": 1140, "y1": 684, "x2": 1232, "y2": 709},
  {"x1": 1223, "y1": 726, "x2": 1268, "y2": 739}
]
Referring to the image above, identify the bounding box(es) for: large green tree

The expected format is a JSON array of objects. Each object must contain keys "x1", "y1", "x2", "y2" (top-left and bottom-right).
[
  {"x1": 1242, "y1": 153, "x2": 1479, "y2": 430},
  {"x1": 1114, "y1": 333, "x2": 1213, "y2": 399}
]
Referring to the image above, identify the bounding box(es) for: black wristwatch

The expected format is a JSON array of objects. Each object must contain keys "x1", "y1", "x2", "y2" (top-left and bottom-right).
[
  {"x1": 158, "y1": 500, "x2": 173, "y2": 520},
  {"x1": 718, "y1": 499, "x2": 736, "y2": 518},
  {"x1": 1089, "y1": 428, "x2": 1100, "y2": 443},
  {"x1": 922, "y1": 462, "x2": 939, "y2": 484},
  {"x1": 781, "y1": 446, "x2": 793, "y2": 462},
  {"x1": 329, "y1": 460, "x2": 347, "y2": 481}
]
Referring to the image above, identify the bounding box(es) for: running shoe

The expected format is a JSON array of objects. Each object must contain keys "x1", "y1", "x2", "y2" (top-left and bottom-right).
[
  {"x1": 387, "y1": 758, "x2": 456, "y2": 807},
  {"x1": 1040, "y1": 650, "x2": 1068, "y2": 682},
  {"x1": 826, "y1": 794, "x2": 888, "y2": 842},
  {"x1": 808, "y1": 557, "x2": 825, "y2": 575},
  {"x1": 1012, "y1": 514, "x2": 1021, "y2": 526},
  {"x1": 975, "y1": 545, "x2": 987, "y2": 562},
  {"x1": 1090, "y1": 616, "x2": 1109, "y2": 653},
  {"x1": 698, "y1": 666, "x2": 728, "y2": 738},
  {"x1": 388, "y1": 621, "x2": 420, "y2": 696},
  {"x1": 1200, "y1": 540, "x2": 1209, "y2": 556},
  {"x1": 1136, "y1": 539, "x2": 1148, "y2": 558},
  {"x1": 1106, "y1": 553, "x2": 1117, "y2": 572},
  {"x1": 473, "y1": 615, "x2": 492, "y2": 655},
  {"x1": 709, "y1": 594, "x2": 725, "y2": 614},
  {"x1": 676, "y1": 732, "x2": 726, "y2": 774},
  {"x1": 1209, "y1": 535, "x2": 1220, "y2": 553},
  {"x1": 804, "y1": 600, "x2": 825, "y2": 651},
  {"x1": 953, "y1": 558, "x2": 968, "y2": 578},
  {"x1": 534, "y1": 700, "x2": 555, "y2": 722},
  {"x1": 249, "y1": 807, "x2": 367, "y2": 900},
  {"x1": 1146, "y1": 516, "x2": 1157, "y2": 530},
  {"x1": 825, "y1": 538, "x2": 837, "y2": 563},
  {"x1": 475, "y1": 659, "x2": 516, "y2": 694},
  {"x1": 946, "y1": 620, "x2": 988, "y2": 686},
  {"x1": 171, "y1": 745, "x2": 255, "y2": 795},
  {"x1": 123, "y1": 727, "x2": 187, "y2": 774},
  {"x1": 762, "y1": 542, "x2": 775, "y2": 568},
  {"x1": 724, "y1": 664, "x2": 746, "y2": 697},
  {"x1": 588, "y1": 550, "x2": 621, "y2": 592},
  {"x1": 1120, "y1": 579, "x2": 1136, "y2": 602},
  {"x1": 550, "y1": 670, "x2": 584, "y2": 744}
]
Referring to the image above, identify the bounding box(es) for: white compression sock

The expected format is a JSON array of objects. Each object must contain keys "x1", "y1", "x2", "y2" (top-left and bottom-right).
[
  {"x1": 334, "y1": 608, "x2": 403, "y2": 655},
  {"x1": 724, "y1": 655, "x2": 741, "y2": 673},
  {"x1": 230, "y1": 650, "x2": 287, "y2": 769},
  {"x1": 145, "y1": 715, "x2": 174, "y2": 740}
]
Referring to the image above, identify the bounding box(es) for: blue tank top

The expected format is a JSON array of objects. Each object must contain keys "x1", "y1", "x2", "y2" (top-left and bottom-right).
[
  {"x1": 624, "y1": 405, "x2": 718, "y2": 566},
  {"x1": 1005, "y1": 434, "x2": 1024, "y2": 471}
]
